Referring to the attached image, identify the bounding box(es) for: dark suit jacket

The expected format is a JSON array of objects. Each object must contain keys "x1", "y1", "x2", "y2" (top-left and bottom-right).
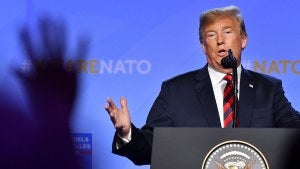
[{"x1": 112, "y1": 64, "x2": 300, "y2": 165}]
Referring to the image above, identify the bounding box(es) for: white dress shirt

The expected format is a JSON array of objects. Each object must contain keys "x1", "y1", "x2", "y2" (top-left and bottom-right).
[{"x1": 207, "y1": 64, "x2": 241, "y2": 128}]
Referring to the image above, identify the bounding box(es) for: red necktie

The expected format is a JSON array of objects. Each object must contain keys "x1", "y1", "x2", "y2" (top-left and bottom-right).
[{"x1": 223, "y1": 74, "x2": 234, "y2": 128}]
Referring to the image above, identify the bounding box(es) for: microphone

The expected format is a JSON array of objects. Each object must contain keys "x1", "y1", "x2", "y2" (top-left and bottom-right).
[
  {"x1": 221, "y1": 49, "x2": 239, "y2": 128},
  {"x1": 221, "y1": 49, "x2": 237, "y2": 69}
]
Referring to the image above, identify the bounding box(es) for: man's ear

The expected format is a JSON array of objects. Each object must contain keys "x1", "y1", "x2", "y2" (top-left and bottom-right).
[
  {"x1": 201, "y1": 43, "x2": 207, "y2": 54},
  {"x1": 241, "y1": 36, "x2": 248, "y2": 49}
]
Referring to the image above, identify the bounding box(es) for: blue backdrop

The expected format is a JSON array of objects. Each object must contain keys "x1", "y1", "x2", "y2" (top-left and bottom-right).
[{"x1": 1, "y1": 1, "x2": 300, "y2": 169}]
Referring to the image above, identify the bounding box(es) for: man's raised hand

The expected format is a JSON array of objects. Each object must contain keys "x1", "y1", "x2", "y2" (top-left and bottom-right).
[{"x1": 105, "y1": 97, "x2": 132, "y2": 139}]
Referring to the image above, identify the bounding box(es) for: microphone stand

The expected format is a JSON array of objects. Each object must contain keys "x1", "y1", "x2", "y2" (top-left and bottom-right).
[{"x1": 228, "y1": 50, "x2": 239, "y2": 128}]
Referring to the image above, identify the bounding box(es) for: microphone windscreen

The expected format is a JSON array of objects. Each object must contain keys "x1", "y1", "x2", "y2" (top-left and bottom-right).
[{"x1": 221, "y1": 50, "x2": 237, "y2": 68}]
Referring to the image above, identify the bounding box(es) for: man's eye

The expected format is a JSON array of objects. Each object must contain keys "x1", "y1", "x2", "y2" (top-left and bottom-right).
[
  {"x1": 207, "y1": 33, "x2": 215, "y2": 37},
  {"x1": 224, "y1": 29, "x2": 232, "y2": 34}
]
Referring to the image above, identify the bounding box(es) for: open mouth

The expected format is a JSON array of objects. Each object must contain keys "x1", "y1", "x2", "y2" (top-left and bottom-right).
[{"x1": 218, "y1": 49, "x2": 228, "y2": 57}]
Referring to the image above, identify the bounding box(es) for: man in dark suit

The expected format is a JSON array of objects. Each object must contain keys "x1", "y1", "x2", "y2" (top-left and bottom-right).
[{"x1": 105, "y1": 5, "x2": 300, "y2": 165}]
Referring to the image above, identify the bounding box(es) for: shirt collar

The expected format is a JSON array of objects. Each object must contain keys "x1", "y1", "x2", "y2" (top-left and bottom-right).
[{"x1": 208, "y1": 64, "x2": 242, "y2": 85}]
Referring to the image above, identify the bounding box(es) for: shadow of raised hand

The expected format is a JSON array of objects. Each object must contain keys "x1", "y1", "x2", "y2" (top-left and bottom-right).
[
  {"x1": 17, "y1": 16, "x2": 89, "y2": 124},
  {"x1": 16, "y1": 15, "x2": 90, "y2": 169}
]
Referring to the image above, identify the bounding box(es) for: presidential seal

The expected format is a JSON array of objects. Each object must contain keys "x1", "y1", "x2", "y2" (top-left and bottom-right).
[{"x1": 202, "y1": 140, "x2": 269, "y2": 169}]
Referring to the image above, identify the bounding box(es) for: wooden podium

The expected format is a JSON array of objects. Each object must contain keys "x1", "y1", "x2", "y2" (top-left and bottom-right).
[{"x1": 151, "y1": 128, "x2": 300, "y2": 169}]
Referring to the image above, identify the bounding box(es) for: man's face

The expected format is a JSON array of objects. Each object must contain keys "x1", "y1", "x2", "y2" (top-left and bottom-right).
[{"x1": 201, "y1": 17, "x2": 247, "y2": 74}]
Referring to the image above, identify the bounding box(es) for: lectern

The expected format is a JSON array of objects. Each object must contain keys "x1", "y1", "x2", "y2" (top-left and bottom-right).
[{"x1": 151, "y1": 128, "x2": 300, "y2": 169}]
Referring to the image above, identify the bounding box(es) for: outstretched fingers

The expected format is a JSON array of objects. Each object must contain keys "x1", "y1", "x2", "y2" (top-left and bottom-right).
[
  {"x1": 105, "y1": 98, "x2": 122, "y2": 127},
  {"x1": 105, "y1": 98, "x2": 116, "y2": 117},
  {"x1": 104, "y1": 97, "x2": 131, "y2": 138},
  {"x1": 120, "y1": 97, "x2": 128, "y2": 112},
  {"x1": 105, "y1": 98, "x2": 117, "y2": 114}
]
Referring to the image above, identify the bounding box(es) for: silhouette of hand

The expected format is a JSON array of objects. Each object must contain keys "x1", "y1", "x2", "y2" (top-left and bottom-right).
[{"x1": 17, "y1": 16, "x2": 89, "y2": 123}]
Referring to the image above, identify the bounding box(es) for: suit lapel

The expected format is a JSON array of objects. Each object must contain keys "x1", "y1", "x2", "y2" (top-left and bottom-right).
[
  {"x1": 194, "y1": 65, "x2": 221, "y2": 127},
  {"x1": 239, "y1": 68, "x2": 256, "y2": 127}
]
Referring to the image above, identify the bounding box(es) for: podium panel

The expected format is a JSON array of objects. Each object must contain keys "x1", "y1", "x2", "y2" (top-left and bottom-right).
[{"x1": 151, "y1": 128, "x2": 300, "y2": 169}]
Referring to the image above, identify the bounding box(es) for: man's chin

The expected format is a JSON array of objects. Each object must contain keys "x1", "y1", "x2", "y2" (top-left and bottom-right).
[{"x1": 217, "y1": 67, "x2": 233, "y2": 74}]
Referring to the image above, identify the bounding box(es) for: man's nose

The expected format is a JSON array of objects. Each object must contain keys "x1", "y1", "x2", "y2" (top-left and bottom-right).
[{"x1": 217, "y1": 34, "x2": 225, "y2": 45}]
